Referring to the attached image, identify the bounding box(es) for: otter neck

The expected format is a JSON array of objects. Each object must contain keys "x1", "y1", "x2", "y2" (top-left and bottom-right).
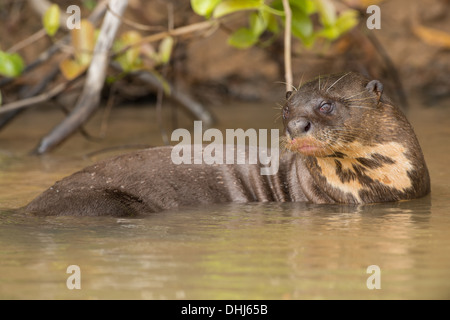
[{"x1": 302, "y1": 141, "x2": 416, "y2": 204}]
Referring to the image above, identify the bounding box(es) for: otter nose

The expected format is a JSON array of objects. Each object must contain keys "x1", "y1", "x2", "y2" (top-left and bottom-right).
[{"x1": 287, "y1": 118, "x2": 312, "y2": 137}]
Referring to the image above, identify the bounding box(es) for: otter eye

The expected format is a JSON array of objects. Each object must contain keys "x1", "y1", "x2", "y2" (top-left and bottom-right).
[
  {"x1": 319, "y1": 102, "x2": 334, "y2": 114},
  {"x1": 282, "y1": 106, "x2": 289, "y2": 120}
]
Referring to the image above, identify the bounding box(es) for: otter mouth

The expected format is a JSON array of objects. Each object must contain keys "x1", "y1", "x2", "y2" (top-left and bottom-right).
[{"x1": 286, "y1": 136, "x2": 330, "y2": 157}]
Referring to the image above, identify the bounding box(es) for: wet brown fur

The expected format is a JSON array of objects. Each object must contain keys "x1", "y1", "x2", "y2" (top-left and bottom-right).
[
  {"x1": 283, "y1": 72, "x2": 430, "y2": 204},
  {"x1": 26, "y1": 72, "x2": 430, "y2": 216}
]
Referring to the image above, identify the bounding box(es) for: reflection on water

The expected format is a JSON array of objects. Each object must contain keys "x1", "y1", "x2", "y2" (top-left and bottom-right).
[{"x1": 0, "y1": 101, "x2": 449, "y2": 299}]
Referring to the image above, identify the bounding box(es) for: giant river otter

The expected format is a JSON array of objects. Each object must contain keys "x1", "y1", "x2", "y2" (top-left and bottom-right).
[{"x1": 26, "y1": 72, "x2": 430, "y2": 216}]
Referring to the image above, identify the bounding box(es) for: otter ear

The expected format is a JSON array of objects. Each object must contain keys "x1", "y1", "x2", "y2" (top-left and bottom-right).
[
  {"x1": 366, "y1": 80, "x2": 383, "y2": 101},
  {"x1": 286, "y1": 91, "x2": 293, "y2": 99}
]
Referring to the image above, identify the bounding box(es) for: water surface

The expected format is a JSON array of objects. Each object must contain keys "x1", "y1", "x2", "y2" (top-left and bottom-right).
[{"x1": 0, "y1": 101, "x2": 449, "y2": 299}]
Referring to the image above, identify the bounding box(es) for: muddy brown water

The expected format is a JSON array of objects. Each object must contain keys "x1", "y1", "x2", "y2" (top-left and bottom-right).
[{"x1": 0, "y1": 100, "x2": 449, "y2": 299}]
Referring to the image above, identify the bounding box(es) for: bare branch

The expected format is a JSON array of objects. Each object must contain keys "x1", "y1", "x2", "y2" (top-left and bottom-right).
[
  {"x1": 7, "y1": 29, "x2": 47, "y2": 54},
  {"x1": 0, "y1": 80, "x2": 76, "y2": 115},
  {"x1": 282, "y1": 0, "x2": 293, "y2": 92},
  {"x1": 113, "y1": 19, "x2": 221, "y2": 60},
  {"x1": 33, "y1": 0, "x2": 129, "y2": 154}
]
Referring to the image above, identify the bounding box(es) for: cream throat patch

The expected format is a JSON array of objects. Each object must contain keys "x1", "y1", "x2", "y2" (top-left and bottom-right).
[{"x1": 314, "y1": 141, "x2": 413, "y2": 202}]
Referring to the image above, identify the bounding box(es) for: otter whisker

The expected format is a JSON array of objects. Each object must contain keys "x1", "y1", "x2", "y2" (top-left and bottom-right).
[
  {"x1": 297, "y1": 73, "x2": 305, "y2": 90},
  {"x1": 327, "y1": 125, "x2": 368, "y2": 130},
  {"x1": 326, "y1": 131, "x2": 361, "y2": 138},
  {"x1": 347, "y1": 106, "x2": 375, "y2": 110},
  {"x1": 323, "y1": 75, "x2": 331, "y2": 93},
  {"x1": 274, "y1": 114, "x2": 282, "y2": 123},
  {"x1": 275, "y1": 81, "x2": 298, "y2": 92},
  {"x1": 345, "y1": 97, "x2": 377, "y2": 102},
  {"x1": 274, "y1": 103, "x2": 284, "y2": 110},
  {"x1": 326, "y1": 72, "x2": 351, "y2": 93},
  {"x1": 344, "y1": 100, "x2": 376, "y2": 105},
  {"x1": 344, "y1": 91, "x2": 366, "y2": 100},
  {"x1": 327, "y1": 127, "x2": 368, "y2": 133}
]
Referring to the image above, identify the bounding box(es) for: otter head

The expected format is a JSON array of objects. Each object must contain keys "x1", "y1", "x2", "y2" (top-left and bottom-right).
[{"x1": 282, "y1": 72, "x2": 430, "y2": 204}]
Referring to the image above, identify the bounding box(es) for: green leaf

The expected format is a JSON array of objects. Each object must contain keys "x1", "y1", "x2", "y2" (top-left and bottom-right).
[
  {"x1": 213, "y1": 0, "x2": 264, "y2": 18},
  {"x1": 265, "y1": 11, "x2": 279, "y2": 34},
  {"x1": 315, "y1": 10, "x2": 359, "y2": 41},
  {"x1": 82, "y1": 0, "x2": 98, "y2": 11},
  {"x1": 315, "y1": 0, "x2": 336, "y2": 27},
  {"x1": 270, "y1": 0, "x2": 315, "y2": 15},
  {"x1": 292, "y1": 0, "x2": 316, "y2": 15},
  {"x1": 335, "y1": 9, "x2": 359, "y2": 35},
  {"x1": 191, "y1": 0, "x2": 221, "y2": 17},
  {"x1": 291, "y1": 6, "x2": 313, "y2": 38},
  {"x1": 249, "y1": 12, "x2": 267, "y2": 36},
  {"x1": 228, "y1": 28, "x2": 259, "y2": 48},
  {"x1": 113, "y1": 31, "x2": 144, "y2": 72},
  {"x1": 298, "y1": 33, "x2": 316, "y2": 48},
  {"x1": 228, "y1": 11, "x2": 272, "y2": 49},
  {"x1": 158, "y1": 36, "x2": 175, "y2": 64},
  {"x1": 270, "y1": 0, "x2": 314, "y2": 42},
  {"x1": 316, "y1": 26, "x2": 340, "y2": 40},
  {"x1": 43, "y1": 4, "x2": 61, "y2": 37},
  {"x1": 260, "y1": 4, "x2": 285, "y2": 16},
  {"x1": 0, "y1": 51, "x2": 25, "y2": 77},
  {"x1": 122, "y1": 31, "x2": 142, "y2": 66}
]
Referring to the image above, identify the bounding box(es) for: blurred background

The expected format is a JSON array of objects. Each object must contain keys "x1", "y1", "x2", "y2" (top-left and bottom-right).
[{"x1": 0, "y1": 0, "x2": 449, "y2": 156}]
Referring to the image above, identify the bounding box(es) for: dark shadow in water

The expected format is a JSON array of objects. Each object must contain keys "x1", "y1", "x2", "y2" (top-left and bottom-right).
[
  {"x1": 0, "y1": 195, "x2": 432, "y2": 249},
  {"x1": 1, "y1": 194, "x2": 432, "y2": 224}
]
